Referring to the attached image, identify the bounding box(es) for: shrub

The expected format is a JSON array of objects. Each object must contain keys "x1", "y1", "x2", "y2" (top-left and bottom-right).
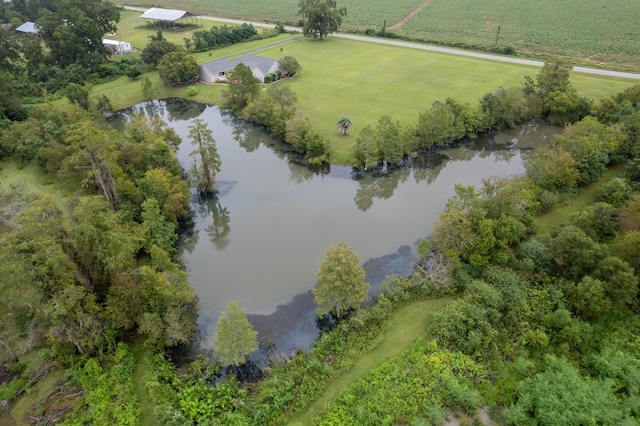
[
  {"x1": 264, "y1": 74, "x2": 273, "y2": 84},
  {"x1": 126, "y1": 66, "x2": 142, "y2": 80},
  {"x1": 597, "y1": 176, "x2": 631, "y2": 207},
  {"x1": 186, "y1": 85, "x2": 197, "y2": 96}
]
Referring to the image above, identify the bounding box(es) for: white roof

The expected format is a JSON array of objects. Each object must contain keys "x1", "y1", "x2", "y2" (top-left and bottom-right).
[
  {"x1": 15, "y1": 21, "x2": 38, "y2": 33},
  {"x1": 140, "y1": 7, "x2": 189, "y2": 21},
  {"x1": 103, "y1": 39, "x2": 128, "y2": 45}
]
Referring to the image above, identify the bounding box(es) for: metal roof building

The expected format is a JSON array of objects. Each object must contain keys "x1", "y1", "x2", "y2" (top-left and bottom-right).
[
  {"x1": 140, "y1": 7, "x2": 194, "y2": 22},
  {"x1": 15, "y1": 21, "x2": 39, "y2": 34},
  {"x1": 139, "y1": 7, "x2": 199, "y2": 29}
]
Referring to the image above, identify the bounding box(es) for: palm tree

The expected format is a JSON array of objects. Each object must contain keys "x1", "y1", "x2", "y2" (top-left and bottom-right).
[{"x1": 336, "y1": 116, "x2": 353, "y2": 136}]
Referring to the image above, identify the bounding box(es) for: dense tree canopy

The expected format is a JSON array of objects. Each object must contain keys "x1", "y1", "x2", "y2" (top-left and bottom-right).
[
  {"x1": 298, "y1": 0, "x2": 346, "y2": 40},
  {"x1": 213, "y1": 300, "x2": 258, "y2": 367},
  {"x1": 37, "y1": 0, "x2": 120, "y2": 69},
  {"x1": 223, "y1": 63, "x2": 260, "y2": 111},
  {"x1": 157, "y1": 51, "x2": 199, "y2": 85},
  {"x1": 141, "y1": 31, "x2": 180, "y2": 67},
  {"x1": 313, "y1": 241, "x2": 369, "y2": 318},
  {"x1": 278, "y1": 55, "x2": 302, "y2": 76}
]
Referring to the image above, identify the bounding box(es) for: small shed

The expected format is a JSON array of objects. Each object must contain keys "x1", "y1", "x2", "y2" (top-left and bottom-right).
[
  {"x1": 200, "y1": 55, "x2": 281, "y2": 83},
  {"x1": 103, "y1": 39, "x2": 132, "y2": 55},
  {"x1": 15, "y1": 21, "x2": 39, "y2": 34}
]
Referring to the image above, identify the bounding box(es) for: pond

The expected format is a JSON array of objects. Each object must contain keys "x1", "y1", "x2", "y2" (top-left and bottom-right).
[{"x1": 115, "y1": 99, "x2": 558, "y2": 356}]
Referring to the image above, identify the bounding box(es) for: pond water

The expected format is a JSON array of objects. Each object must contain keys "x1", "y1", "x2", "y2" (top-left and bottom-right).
[{"x1": 115, "y1": 99, "x2": 558, "y2": 356}]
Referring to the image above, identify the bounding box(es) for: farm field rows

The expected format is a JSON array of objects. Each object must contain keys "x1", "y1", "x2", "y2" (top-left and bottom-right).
[
  {"x1": 117, "y1": 0, "x2": 424, "y2": 31},
  {"x1": 117, "y1": 0, "x2": 640, "y2": 71},
  {"x1": 399, "y1": 0, "x2": 640, "y2": 69}
]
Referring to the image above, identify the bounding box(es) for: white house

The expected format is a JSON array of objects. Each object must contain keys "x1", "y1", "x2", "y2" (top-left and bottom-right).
[
  {"x1": 199, "y1": 55, "x2": 281, "y2": 83},
  {"x1": 103, "y1": 39, "x2": 132, "y2": 55}
]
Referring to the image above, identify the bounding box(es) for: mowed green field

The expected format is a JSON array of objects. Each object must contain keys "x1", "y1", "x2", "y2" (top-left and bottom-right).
[
  {"x1": 117, "y1": 0, "x2": 640, "y2": 70},
  {"x1": 256, "y1": 37, "x2": 636, "y2": 161},
  {"x1": 104, "y1": 11, "x2": 637, "y2": 162}
]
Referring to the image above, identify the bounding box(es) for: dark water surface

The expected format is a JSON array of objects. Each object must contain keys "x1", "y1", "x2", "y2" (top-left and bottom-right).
[{"x1": 115, "y1": 99, "x2": 558, "y2": 355}]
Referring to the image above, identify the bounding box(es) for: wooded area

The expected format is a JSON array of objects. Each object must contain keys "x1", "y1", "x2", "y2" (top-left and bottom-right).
[{"x1": 1, "y1": 0, "x2": 640, "y2": 424}]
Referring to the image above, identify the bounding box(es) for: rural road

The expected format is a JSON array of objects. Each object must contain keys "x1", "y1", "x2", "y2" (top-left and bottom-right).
[{"x1": 123, "y1": 6, "x2": 640, "y2": 80}]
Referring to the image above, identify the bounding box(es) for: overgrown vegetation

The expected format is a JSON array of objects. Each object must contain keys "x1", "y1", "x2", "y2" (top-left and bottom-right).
[{"x1": 2, "y1": 0, "x2": 640, "y2": 423}]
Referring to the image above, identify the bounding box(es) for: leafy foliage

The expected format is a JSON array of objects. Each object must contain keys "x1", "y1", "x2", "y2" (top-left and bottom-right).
[
  {"x1": 507, "y1": 357, "x2": 624, "y2": 425},
  {"x1": 278, "y1": 55, "x2": 302, "y2": 77},
  {"x1": 187, "y1": 118, "x2": 222, "y2": 195},
  {"x1": 335, "y1": 116, "x2": 352, "y2": 136},
  {"x1": 213, "y1": 300, "x2": 258, "y2": 367},
  {"x1": 223, "y1": 63, "x2": 260, "y2": 111},
  {"x1": 187, "y1": 23, "x2": 257, "y2": 52},
  {"x1": 37, "y1": 0, "x2": 120, "y2": 69},
  {"x1": 314, "y1": 341, "x2": 485, "y2": 425},
  {"x1": 62, "y1": 343, "x2": 140, "y2": 425},
  {"x1": 158, "y1": 51, "x2": 200, "y2": 85},
  {"x1": 313, "y1": 241, "x2": 369, "y2": 318},
  {"x1": 299, "y1": 0, "x2": 347, "y2": 39},
  {"x1": 141, "y1": 31, "x2": 180, "y2": 66}
]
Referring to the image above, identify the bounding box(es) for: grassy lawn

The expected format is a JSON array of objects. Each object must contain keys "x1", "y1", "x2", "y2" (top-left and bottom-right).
[
  {"x1": 535, "y1": 164, "x2": 626, "y2": 235},
  {"x1": 91, "y1": 31, "x2": 299, "y2": 110},
  {"x1": 254, "y1": 37, "x2": 636, "y2": 162},
  {"x1": 130, "y1": 339, "x2": 157, "y2": 426},
  {"x1": 288, "y1": 296, "x2": 453, "y2": 425},
  {"x1": 90, "y1": 14, "x2": 638, "y2": 163},
  {"x1": 112, "y1": 10, "x2": 285, "y2": 57}
]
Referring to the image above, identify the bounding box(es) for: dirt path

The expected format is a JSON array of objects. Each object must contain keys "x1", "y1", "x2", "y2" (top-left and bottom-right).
[
  {"x1": 287, "y1": 296, "x2": 453, "y2": 425},
  {"x1": 388, "y1": 0, "x2": 432, "y2": 31}
]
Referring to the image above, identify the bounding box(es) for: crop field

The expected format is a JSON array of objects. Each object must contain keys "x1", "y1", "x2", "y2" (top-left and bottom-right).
[
  {"x1": 118, "y1": 0, "x2": 640, "y2": 70},
  {"x1": 398, "y1": 0, "x2": 640, "y2": 69},
  {"x1": 117, "y1": 0, "x2": 423, "y2": 30}
]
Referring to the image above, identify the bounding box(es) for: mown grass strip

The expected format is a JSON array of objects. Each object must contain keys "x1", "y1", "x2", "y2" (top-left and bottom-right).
[
  {"x1": 130, "y1": 339, "x2": 158, "y2": 426},
  {"x1": 288, "y1": 296, "x2": 453, "y2": 425},
  {"x1": 535, "y1": 163, "x2": 626, "y2": 235}
]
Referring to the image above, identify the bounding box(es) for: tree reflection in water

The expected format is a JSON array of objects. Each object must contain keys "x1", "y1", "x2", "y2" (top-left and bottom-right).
[
  {"x1": 352, "y1": 150, "x2": 448, "y2": 212},
  {"x1": 194, "y1": 196, "x2": 231, "y2": 250}
]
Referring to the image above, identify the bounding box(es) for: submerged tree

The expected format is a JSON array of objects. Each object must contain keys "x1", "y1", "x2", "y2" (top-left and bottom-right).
[
  {"x1": 313, "y1": 241, "x2": 369, "y2": 319},
  {"x1": 188, "y1": 119, "x2": 222, "y2": 195},
  {"x1": 336, "y1": 116, "x2": 352, "y2": 136},
  {"x1": 213, "y1": 300, "x2": 258, "y2": 367}
]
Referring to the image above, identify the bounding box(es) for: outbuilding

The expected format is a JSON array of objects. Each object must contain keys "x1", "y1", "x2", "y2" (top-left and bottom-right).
[
  {"x1": 103, "y1": 39, "x2": 132, "y2": 55},
  {"x1": 14, "y1": 21, "x2": 39, "y2": 34}
]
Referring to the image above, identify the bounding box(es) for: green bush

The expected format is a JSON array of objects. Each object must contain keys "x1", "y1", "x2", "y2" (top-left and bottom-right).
[
  {"x1": 264, "y1": 74, "x2": 273, "y2": 84},
  {"x1": 0, "y1": 377, "x2": 28, "y2": 400},
  {"x1": 186, "y1": 85, "x2": 197, "y2": 96}
]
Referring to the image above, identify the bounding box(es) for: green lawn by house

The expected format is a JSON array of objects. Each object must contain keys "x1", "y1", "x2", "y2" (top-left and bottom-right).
[{"x1": 99, "y1": 14, "x2": 638, "y2": 163}]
